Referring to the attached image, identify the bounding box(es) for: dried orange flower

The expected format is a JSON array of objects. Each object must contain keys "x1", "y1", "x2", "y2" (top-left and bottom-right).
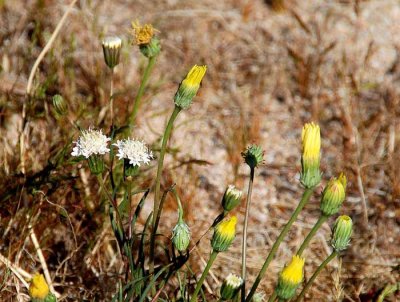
[{"x1": 131, "y1": 21, "x2": 157, "y2": 45}]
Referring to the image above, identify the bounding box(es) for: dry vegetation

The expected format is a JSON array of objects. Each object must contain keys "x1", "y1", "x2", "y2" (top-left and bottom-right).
[{"x1": 0, "y1": 0, "x2": 399, "y2": 301}]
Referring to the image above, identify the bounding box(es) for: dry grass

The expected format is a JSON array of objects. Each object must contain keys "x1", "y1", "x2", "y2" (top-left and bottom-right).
[{"x1": 0, "y1": 0, "x2": 399, "y2": 301}]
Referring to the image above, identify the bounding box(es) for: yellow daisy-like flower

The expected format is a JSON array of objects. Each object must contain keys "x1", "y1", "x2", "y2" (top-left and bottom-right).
[
  {"x1": 280, "y1": 255, "x2": 305, "y2": 285},
  {"x1": 174, "y1": 65, "x2": 207, "y2": 109},
  {"x1": 131, "y1": 21, "x2": 156, "y2": 45},
  {"x1": 29, "y1": 273, "x2": 49, "y2": 299},
  {"x1": 300, "y1": 122, "x2": 321, "y2": 188},
  {"x1": 276, "y1": 255, "x2": 305, "y2": 299},
  {"x1": 211, "y1": 216, "x2": 237, "y2": 252}
]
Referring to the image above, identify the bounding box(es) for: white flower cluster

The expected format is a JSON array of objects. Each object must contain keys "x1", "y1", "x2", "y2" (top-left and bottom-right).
[
  {"x1": 71, "y1": 129, "x2": 111, "y2": 158},
  {"x1": 225, "y1": 273, "x2": 243, "y2": 287},
  {"x1": 113, "y1": 138, "x2": 153, "y2": 166}
]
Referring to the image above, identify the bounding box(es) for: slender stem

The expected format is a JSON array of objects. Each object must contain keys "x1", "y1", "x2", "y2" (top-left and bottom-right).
[
  {"x1": 109, "y1": 67, "x2": 115, "y2": 124},
  {"x1": 172, "y1": 187, "x2": 184, "y2": 221},
  {"x1": 190, "y1": 251, "x2": 218, "y2": 302},
  {"x1": 267, "y1": 292, "x2": 277, "y2": 302},
  {"x1": 296, "y1": 214, "x2": 328, "y2": 256},
  {"x1": 245, "y1": 188, "x2": 315, "y2": 302},
  {"x1": 128, "y1": 55, "x2": 158, "y2": 128},
  {"x1": 241, "y1": 167, "x2": 255, "y2": 301},
  {"x1": 294, "y1": 251, "x2": 338, "y2": 302},
  {"x1": 96, "y1": 175, "x2": 123, "y2": 235},
  {"x1": 127, "y1": 180, "x2": 133, "y2": 240}
]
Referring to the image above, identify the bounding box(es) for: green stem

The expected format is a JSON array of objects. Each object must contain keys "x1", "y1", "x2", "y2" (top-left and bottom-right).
[
  {"x1": 110, "y1": 67, "x2": 115, "y2": 124},
  {"x1": 149, "y1": 107, "x2": 181, "y2": 275},
  {"x1": 172, "y1": 187, "x2": 184, "y2": 221},
  {"x1": 96, "y1": 174, "x2": 123, "y2": 232},
  {"x1": 294, "y1": 251, "x2": 338, "y2": 302},
  {"x1": 190, "y1": 251, "x2": 218, "y2": 302},
  {"x1": 296, "y1": 214, "x2": 328, "y2": 256},
  {"x1": 128, "y1": 55, "x2": 157, "y2": 128},
  {"x1": 241, "y1": 167, "x2": 255, "y2": 302},
  {"x1": 267, "y1": 292, "x2": 277, "y2": 302},
  {"x1": 245, "y1": 188, "x2": 314, "y2": 302}
]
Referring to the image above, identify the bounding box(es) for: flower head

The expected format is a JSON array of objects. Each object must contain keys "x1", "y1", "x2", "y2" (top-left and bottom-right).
[
  {"x1": 71, "y1": 128, "x2": 110, "y2": 158},
  {"x1": 102, "y1": 36, "x2": 122, "y2": 69},
  {"x1": 242, "y1": 144, "x2": 264, "y2": 169},
  {"x1": 220, "y1": 273, "x2": 243, "y2": 300},
  {"x1": 172, "y1": 220, "x2": 191, "y2": 252},
  {"x1": 29, "y1": 273, "x2": 49, "y2": 299},
  {"x1": 320, "y1": 173, "x2": 347, "y2": 216},
  {"x1": 331, "y1": 215, "x2": 353, "y2": 252},
  {"x1": 211, "y1": 216, "x2": 237, "y2": 252},
  {"x1": 222, "y1": 185, "x2": 243, "y2": 212},
  {"x1": 276, "y1": 255, "x2": 305, "y2": 300},
  {"x1": 131, "y1": 21, "x2": 156, "y2": 45},
  {"x1": 113, "y1": 139, "x2": 153, "y2": 167},
  {"x1": 300, "y1": 122, "x2": 321, "y2": 188},
  {"x1": 174, "y1": 65, "x2": 207, "y2": 109}
]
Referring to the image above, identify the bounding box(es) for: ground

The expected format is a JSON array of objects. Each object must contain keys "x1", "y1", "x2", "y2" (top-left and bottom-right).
[{"x1": 0, "y1": 0, "x2": 399, "y2": 301}]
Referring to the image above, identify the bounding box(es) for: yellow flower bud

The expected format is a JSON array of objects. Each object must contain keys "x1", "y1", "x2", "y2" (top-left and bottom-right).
[
  {"x1": 300, "y1": 122, "x2": 321, "y2": 188},
  {"x1": 276, "y1": 255, "x2": 305, "y2": 300},
  {"x1": 320, "y1": 173, "x2": 346, "y2": 216},
  {"x1": 174, "y1": 65, "x2": 207, "y2": 109},
  {"x1": 29, "y1": 273, "x2": 49, "y2": 299},
  {"x1": 211, "y1": 216, "x2": 237, "y2": 252}
]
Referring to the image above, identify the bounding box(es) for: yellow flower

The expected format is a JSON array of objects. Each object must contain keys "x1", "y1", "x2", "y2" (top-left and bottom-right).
[
  {"x1": 29, "y1": 273, "x2": 49, "y2": 299},
  {"x1": 300, "y1": 122, "x2": 321, "y2": 188},
  {"x1": 281, "y1": 255, "x2": 305, "y2": 285},
  {"x1": 211, "y1": 216, "x2": 237, "y2": 252},
  {"x1": 301, "y1": 122, "x2": 320, "y2": 165},
  {"x1": 181, "y1": 65, "x2": 207, "y2": 89},
  {"x1": 131, "y1": 21, "x2": 156, "y2": 45},
  {"x1": 276, "y1": 255, "x2": 305, "y2": 299},
  {"x1": 174, "y1": 65, "x2": 207, "y2": 109}
]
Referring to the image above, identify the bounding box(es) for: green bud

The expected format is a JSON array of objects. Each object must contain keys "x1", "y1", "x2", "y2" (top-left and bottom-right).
[
  {"x1": 102, "y1": 36, "x2": 122, "y2": 69},
  {"x1": 220, "y1": 273, "x2": 243, "y2": 301},
  {"x1": 172, "y1": 220, "x2": 191, "y2": 252},
  {"x1": 139, "y1": 37, "x2": 161, "y2": 58},
  {"x1": 320, "y1": 173, "x2": 346, "y2": 216},
  {"x1": 242, "y1": 145, "x2": 264, "y2": 169},
  {"x1": 331, "y1": 215, "x2": 353, "y2": 252},
  {"x1": 222, "y1": 185, "x2": 242, "y2": 212},
  {"x1": 52, "y1": 94, "x2": 67, "y2": 116},
  {"x1": 87, "y1": 155, "x2": 105, "y2": 175}
]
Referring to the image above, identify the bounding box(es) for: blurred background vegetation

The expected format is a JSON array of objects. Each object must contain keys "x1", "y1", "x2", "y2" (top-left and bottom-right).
[{"x1": 0, "y1": 0, "x2": 399, "y2": 300}]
